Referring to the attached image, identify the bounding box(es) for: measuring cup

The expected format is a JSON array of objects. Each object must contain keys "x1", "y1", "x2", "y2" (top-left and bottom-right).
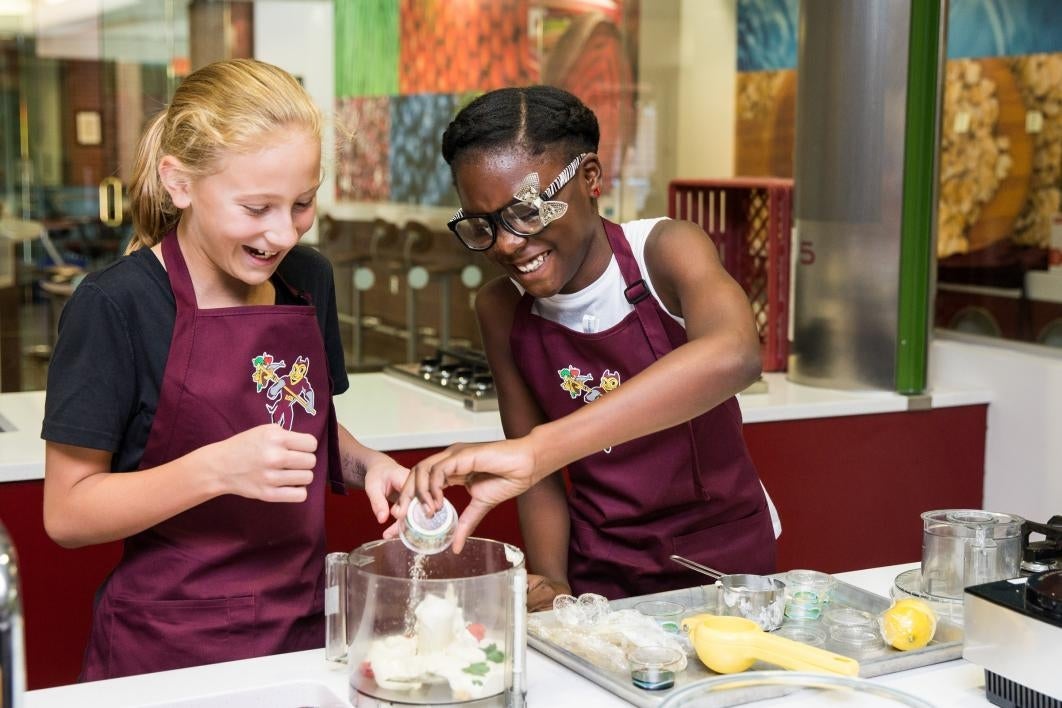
[
  {"x1": 669, "y1": 555, "x2": 785, "y2": 630},
  {"x1": 682, "y1": 614, "x2": 860, "y2": 676}
]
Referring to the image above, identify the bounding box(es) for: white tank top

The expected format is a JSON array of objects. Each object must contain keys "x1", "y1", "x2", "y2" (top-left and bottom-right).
[{"x1": 515, "y1": 218, "x2": 680, "y2": 332}]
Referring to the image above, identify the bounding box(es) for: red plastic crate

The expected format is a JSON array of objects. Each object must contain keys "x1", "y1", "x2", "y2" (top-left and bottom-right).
[{"x1": 668, "y1": 178, "x2": 792, "y2": 371}]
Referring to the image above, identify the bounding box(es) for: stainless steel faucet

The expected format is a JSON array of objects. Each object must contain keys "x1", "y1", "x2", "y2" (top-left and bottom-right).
[{"x1": 0, "y1": 519, "x2": 25, "y2": 708}]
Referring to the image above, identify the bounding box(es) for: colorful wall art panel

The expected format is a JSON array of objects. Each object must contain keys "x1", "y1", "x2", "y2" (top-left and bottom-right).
[
  {"x1": 336, "y1": 0, "x2": 400, "y2": 98},
  {"x1": 398, "y1": 0, "x2": 536, "y2": 95},
  {"x1": 389, "y1": 93, "x2": 458, "y2": 206},
  {"x1": 335, "y1": 96, "x2": 391, "y2": 202}
]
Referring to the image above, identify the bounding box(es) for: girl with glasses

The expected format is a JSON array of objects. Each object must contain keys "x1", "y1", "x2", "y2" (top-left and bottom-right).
[
  {"x1": 395, "y1": 86, "x2": 779, "y2": 608},
  {"x1": 41, "y1": 59, "x2": 408, "y2": 680}
]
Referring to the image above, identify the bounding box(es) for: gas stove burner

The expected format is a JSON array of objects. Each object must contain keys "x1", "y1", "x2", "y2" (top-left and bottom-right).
[
  {"x1": 431, "y1": 363, "x2": 464, "y2": 385},
  {"x1": 1027, "y1": 569, "x2": 1062, "y2": 620},
  {"x1": 418, "y1": 357, "x2": 441, "y2": 377},
  {"x1": 384, "y1": 348, "x2": 499, "y2": 411},
  {"x1": 468, "y1": 373, "x2": 494, "y2": 394},
  {"x1": 1021, "y1": 516, "x2": 1062, "y2": 574}
]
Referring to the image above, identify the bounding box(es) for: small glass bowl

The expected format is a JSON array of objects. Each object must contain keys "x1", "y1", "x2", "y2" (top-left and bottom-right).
[
  {"x1": 784, "y1": 569, "x2": 836, "y2": 621},
  {"x1": 628, "y1": 645, "x2": 684, "y2": 691},
  {"x1": 773, "y1": 622, "x2": 827, "y2": 647},
  {"x1": 785, "y1": 574, "x2": 834, "y2": 620},
  {"x1": 823, "y1": 607, "x2": 876, "y2": 633},
  {"x1": 823, "y1": 608, "x2": 883, "y2": 655},
  {"x1": 636, "y1": 600, "x2": 686, "y2": 634},
  {"x1": 830, "y1": 628, "x2": 883, "y2": 658}
]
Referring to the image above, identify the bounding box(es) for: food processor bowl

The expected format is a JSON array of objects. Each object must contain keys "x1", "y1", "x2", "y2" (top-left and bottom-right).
[
  {"x1": 343, "y1": 538, "x2": 526, "y2": 707},
  {"x1": 920, "y1": 509, "x2": 1024, "y2": 601}
]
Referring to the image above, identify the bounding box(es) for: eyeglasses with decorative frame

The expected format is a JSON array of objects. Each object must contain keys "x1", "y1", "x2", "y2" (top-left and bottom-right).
[{"x1": 447, "y1": 153, "x2": 588, "y2": 251}]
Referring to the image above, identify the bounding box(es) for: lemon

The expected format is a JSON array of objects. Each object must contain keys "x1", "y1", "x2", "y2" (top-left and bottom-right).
[{"x1": 878, "y1": 598, "x2": 937, "y2": 651}]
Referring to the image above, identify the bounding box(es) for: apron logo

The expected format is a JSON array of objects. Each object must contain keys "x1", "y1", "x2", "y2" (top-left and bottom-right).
[
  {"x1": 557, "y1": 365, "x2": 594, "y2": 399},
  {"x1": 251, "y1": 352, "x2": 317, "y2": 429},
  {"x1": 583, "y1": 369, "x2": 622, "y2": 403},
  {"x1": 557, "y1": 365, "x2": 623, "y2": 453}
]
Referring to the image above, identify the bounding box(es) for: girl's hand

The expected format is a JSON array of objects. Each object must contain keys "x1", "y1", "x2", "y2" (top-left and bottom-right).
[
  {"x1": 362, "y1": 457, "x2": 410, "y2": 524},
  {"x1": 211, "y1": 423, "x2": 318, "y2": 502},
  {"x1": 527, "y1": 574, "x2": 571, "y2": 612},
  {"x1": 393, "y1": 438, "x2": 539, "y2": 552}
]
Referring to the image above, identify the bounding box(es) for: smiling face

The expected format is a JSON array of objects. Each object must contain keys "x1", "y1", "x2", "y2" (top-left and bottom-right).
[
  {"x1": 160, "y1": 127, "x2": 321, "y2": 303},
  {"x1": 453, "y1": 147, "x2": 612, "y2": 298}
]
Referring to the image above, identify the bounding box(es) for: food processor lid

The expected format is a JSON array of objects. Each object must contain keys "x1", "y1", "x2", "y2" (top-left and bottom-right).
[{"x1": 922, "y1": 509, "x2": 1025, "y2": 535}]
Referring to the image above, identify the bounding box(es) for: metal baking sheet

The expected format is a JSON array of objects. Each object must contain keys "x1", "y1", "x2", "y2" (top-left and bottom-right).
[{"x1": 527, "y1": 577, "x2": 963, "y2": 707}]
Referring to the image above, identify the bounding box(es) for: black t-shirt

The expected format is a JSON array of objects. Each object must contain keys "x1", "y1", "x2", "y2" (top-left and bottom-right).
[{"x1": 41, "y1": 244, "x2": 349, "y2": 472}]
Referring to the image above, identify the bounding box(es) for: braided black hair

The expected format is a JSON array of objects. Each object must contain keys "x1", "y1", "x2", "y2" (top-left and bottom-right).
[{"x1": 441, "y1": 86, "x2": 600, "y2": 169}]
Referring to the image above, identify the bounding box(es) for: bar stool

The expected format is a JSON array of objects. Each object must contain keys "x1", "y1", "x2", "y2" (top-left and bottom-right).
[{"x1": 29, "y1": 267, "x2": 83, "y2": 361}]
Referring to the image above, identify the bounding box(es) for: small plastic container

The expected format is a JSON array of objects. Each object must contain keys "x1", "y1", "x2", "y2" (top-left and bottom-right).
[
  {"x1": 628, "y1": 645, "x2": 684, "y2": 690},
  {"x1": 400, "y1": 498, "x2": 456, "y2": 554},
  {"x1": 635, "y1": 600, "x2": 686, "y2": 633},
  {"x1": 784, "y1": 569, "x2": 836, "y2": 620}
]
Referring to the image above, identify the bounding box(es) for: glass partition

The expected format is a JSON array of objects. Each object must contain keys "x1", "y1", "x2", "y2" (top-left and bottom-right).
[
  {"x1": 732, "y1": 0, "x2": 1062, "y2": 352},
  {"x1": 932, "y1": 2, "x2": 1062, "y2": 349},
  {"x1": 0, "y1": 0, "x2": 193, "y2": 391},
  {"x1": 5, "y1": 0, "x2": 745, "y2": 389}
]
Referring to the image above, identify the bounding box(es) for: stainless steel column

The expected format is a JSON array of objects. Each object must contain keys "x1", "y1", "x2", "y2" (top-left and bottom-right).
[{"x1": 789, "y1": 0, "x2": 913, "y2": 390}]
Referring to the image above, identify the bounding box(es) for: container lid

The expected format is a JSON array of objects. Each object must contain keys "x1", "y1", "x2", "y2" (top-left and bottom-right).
[
  {"x1": 921, "y1": 509, "x2": 1024, "y2": 537},
  {"x1": 407, "y1": 498, "x2": 456, "y2": 538}
]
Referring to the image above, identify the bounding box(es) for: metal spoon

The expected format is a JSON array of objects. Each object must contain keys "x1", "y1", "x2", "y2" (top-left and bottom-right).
[{"x1": 669, "y1": 554, "x2": 726, "y2": 581}]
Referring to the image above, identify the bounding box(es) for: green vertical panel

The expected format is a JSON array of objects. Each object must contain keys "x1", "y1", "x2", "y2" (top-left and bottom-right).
[
  {"x1": 897, "y1": 0, "x2": 944, "y2": 395},
  {"x1": 335, "y1": 0, "x2": 399, "y2": 98}
]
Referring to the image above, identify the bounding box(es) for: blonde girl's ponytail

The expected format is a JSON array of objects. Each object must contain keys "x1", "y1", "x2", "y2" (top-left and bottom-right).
[{"x1": 126, "y1": 111, "x2": 177, "y2": 253}]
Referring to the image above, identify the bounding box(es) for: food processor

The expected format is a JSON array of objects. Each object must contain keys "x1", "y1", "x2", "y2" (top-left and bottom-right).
[
  {"x1": 963, "y1": 515, "x2": 1062, "y2": 707},
  {"x1": 337, "y1": 537, "x2": 527, "y2": 707},
  {"x1": 892, "y1": 509, "x2": 1024, "y2": 626}
]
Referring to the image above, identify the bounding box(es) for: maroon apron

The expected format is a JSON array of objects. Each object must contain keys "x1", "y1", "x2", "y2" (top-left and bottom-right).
[
  {"x1": 511, "y1": 218, "x2": 776, "y2": 599},
  {"x1": 81, "y1": 232, "x2": 343, "y2": 680}
]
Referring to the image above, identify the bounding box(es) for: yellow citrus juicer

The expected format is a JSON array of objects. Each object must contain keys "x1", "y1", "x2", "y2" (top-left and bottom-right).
[{"x1": 682, "y1": 614, "x2": 860, "y2": 676}]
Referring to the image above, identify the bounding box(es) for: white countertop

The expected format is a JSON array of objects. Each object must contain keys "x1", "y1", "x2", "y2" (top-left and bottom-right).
[
  {"x1": 0, "y1": 373, "x2": 990, "y2": 484},
  {"x1": 23, "y1": 562, "x2": 993, "y2": 708}
]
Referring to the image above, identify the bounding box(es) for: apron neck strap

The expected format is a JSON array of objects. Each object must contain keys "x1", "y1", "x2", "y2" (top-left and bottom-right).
[
  {"x1": 161, "y1": 230, "x2": 197, "y2": 310},
  {"x1": 601, "y1": 218, "x2": 673, "y2": 359},
  {"x1": 160, "y1": 232, "x2": 311, "y2": 308}
]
